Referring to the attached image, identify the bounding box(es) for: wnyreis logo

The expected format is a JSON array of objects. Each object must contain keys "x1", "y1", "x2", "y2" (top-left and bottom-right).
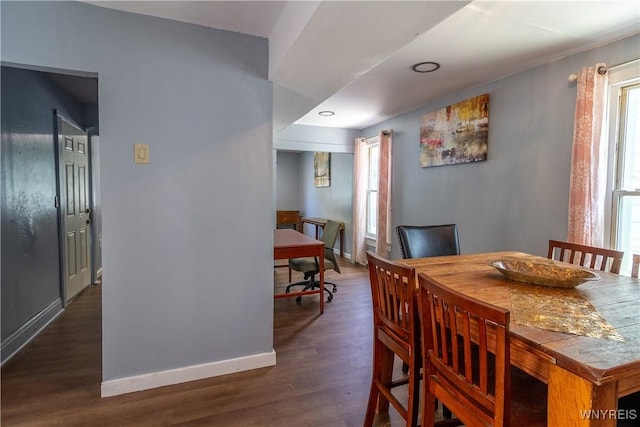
[{"x1": 580, "y1": 409, "x2": 637, "y2": 420}]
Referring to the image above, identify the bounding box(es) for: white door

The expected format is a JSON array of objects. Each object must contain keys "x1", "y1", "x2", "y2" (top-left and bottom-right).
[{"x1": 57, "y1": 115, "x2": 92, "y2": 302}]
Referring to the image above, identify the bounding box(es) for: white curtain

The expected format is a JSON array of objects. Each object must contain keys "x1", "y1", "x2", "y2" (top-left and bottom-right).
[
  {"x1": 351, "y1": 130, "x2": 393, "y2": 265},
  {"x1": 352, "y1": 137, "x2": 368, "y2": 265}
]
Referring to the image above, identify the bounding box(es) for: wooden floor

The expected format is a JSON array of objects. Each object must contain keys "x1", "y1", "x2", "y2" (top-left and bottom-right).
[{"x1": 1, "y1": 258, "x2": 415, "y2": 427}]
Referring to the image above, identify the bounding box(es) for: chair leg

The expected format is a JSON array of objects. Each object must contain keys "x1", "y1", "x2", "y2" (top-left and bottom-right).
[
  {"x1": 421, "y1": 383, "x2": 437, "y2": 427},
  {"x1": 365, "y1": 341, "x2": 394, "y2": 426},
  {"x1": 406, "y1": 351, "x2": 421, "y2": 427}
]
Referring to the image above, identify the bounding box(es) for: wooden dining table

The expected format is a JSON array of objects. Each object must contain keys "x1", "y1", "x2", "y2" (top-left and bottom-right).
[
  {"x1": 274, "y1": 229, "x2": 325, "y2": 313},
  {"x1": 397, "y1": 251, "x2": 640, "y2": 427}
]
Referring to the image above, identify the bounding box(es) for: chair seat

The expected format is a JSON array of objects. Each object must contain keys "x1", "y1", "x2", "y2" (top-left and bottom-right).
[
  {"x1": 289, "y1": 256, "x2": 336, "y2": 272},
  {"x1": 434, "y1": 363, "x2": 547, "y2": 426}
]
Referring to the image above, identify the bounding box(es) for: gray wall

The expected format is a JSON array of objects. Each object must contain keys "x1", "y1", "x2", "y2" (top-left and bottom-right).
[
  {"x1": 362, "y1": 34, "x2": 640, "y2": 260},
  {"x1": 299, "y1": 151, "x2": 354, "y2": 255},
  {"x1": 275, "y1": 151, "x2": 302, "y2": 211},
  {"x1": 1, "y1": 66, "x2": 87, "y2": 357},
  {"x1": 2, "y1": 1, "x2": 273, "y2": 382}
]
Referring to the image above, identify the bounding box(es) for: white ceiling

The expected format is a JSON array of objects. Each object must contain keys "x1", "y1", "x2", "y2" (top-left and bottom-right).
[{"x1": 85, "y1": 1, "x2": 640, "y2": 131}]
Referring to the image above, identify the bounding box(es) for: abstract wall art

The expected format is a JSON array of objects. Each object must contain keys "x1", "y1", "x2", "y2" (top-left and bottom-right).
[
  {"x1": 419, "y1": 94, "x2": 489, "y2": 168},
  {"x1": 314, "y1": 152, "x2": 331, "y2": 187}
]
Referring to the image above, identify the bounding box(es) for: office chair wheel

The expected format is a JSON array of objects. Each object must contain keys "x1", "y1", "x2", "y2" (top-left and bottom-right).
[
  {"x1": 327, "y1": 294, "x2": 333, "y2": 302},
  {"x1": 296, "y1": 296, "x2": 302, "y2": 304},
  {"x1": 331, "y1": 284, "x2": 337, "y2": 292}
]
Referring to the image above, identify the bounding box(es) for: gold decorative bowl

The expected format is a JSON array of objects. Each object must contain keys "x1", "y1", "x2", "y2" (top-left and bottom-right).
[{"x1": 489, "y1": 259, "x2": 600, "y2": 288}]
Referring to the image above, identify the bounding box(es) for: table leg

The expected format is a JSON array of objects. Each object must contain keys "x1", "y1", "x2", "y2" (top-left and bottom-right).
[
  {"x1": 319, "y1": 252, "x2": 324, "y2": 314},
  {"x1": 339, "y1": 228, "x2": 344, "y2": 257},
  {"x1": 548, "y1": 364, "x2": 618, "y2": 427}
]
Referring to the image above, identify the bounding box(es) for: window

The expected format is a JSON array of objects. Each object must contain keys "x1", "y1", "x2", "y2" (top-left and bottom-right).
[
  {"x1": 366, "y1": 137, "x2": 380, "y2": 238},
  {"x1": 606, "y1": 63, "x2": 640, "y2": 275}
]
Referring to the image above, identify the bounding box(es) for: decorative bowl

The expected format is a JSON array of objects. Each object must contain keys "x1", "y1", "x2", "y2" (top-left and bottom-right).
[{"x1": 489, "y1": 259, "x2": 599, "y2": 288}]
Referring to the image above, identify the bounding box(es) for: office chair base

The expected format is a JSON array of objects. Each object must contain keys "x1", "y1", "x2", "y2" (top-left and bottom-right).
[{"x1": 286, "y1": 280, "x2": 337, "y2": 303}]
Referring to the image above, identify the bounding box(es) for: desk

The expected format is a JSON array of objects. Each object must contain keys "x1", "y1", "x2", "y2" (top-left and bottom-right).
[
  {"x1": 274, "y1": 229, "x2": 325, "y2": 314},
  {"x1": 398, "y1": 251, "x2": 640, "y2": 427},
  {"x1": 301, "y1": 217, "x2": 345, "y2": 257},
  {"x1": 276, "y1": 210, "x2": 302, "y2": 231}
]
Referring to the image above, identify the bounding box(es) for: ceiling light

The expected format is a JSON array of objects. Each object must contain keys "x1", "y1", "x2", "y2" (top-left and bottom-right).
[
  {"x1": 412, "y1": 62, "x2": 440, "y2": 73},
  {"x1": 318, "y1": 111, "x2": 335, "y2": 116}
]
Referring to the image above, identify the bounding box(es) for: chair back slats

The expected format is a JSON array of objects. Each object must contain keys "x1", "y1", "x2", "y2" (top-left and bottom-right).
[
  {"x1": 365, "y1": 251, "x2": 420, "y2": 426},
  {"x1": 476, "y1": 314, "x2": 488, "y2": 393},
  {"x1": 547, "y1": 239, "x2": 624, "y2": 274},
  {"x1": 419, "y1": 272, "x2": 511, "y2": 427},
  {"x1": 368, "y1": 252, "x2": 415, "y2": 346}
]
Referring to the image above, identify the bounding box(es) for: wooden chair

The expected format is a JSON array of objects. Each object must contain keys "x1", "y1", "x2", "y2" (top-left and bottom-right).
[
  {"x1": 547, "y1": 239, "x2": 624, "y2": 274},
  {"x1": 418, "y1": 273, "x2": 547, "y2": 426},
  {"x1": 364, "y1": 251, "x2": 420, "y2": 427},
  {"x1": 632, "y1": 254, "x2": 640, "y2": 278}
]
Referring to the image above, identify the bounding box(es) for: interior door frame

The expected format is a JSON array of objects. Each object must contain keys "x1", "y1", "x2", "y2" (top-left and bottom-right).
[{"x1": 54, "y1": 111, "x2": 95, "y2": 306}]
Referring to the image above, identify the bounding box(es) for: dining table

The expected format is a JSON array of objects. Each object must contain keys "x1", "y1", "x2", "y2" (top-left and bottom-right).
[
  {"x1": 274, "y1": 229, "x2": 325, "y2": 313},
  {"x1": 397, "y1": 251, "x2": 640, "y2": 427}
]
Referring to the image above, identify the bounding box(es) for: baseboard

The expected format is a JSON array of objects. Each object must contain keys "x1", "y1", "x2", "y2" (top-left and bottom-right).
[
  {"x1": 334, "y1": 248, "x2": 351, "y2": 260},
  {"x1": 101, "y1": 349, "x2": 277, "y2": 397},
  {"x1": 1, "y1": 298, "x2": 64, "y2": 365}
]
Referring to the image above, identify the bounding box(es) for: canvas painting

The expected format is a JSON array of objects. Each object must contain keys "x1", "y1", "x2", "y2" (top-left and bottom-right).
[
  {"x1": 314, "y1": 152, "x2": 331, "y2": 187},
  {"x1": 419, "y1": 94, "x2": 489, "y2": 168}
]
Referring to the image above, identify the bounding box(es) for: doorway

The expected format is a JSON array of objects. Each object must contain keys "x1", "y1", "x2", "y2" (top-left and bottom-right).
[{"x1": 0, "y1": 64, "x2": 100, "y2": 363}]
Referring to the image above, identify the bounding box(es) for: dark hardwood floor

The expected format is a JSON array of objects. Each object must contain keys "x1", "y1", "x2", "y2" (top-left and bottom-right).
[{"x1": 1, "y1": 259, "x2": 413, "y2": 426}]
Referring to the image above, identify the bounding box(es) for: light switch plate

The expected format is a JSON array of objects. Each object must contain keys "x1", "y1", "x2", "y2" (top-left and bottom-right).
[{"x1": 134, "y1": 143, "x2": 149, "y2": 164}]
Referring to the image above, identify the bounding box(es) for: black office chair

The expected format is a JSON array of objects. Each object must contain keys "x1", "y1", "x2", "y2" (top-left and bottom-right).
[
  {"x1": 396, "y1": 223, "x2": 460, "y2": 420},
  {"x1": 286, "y1": 219, "x2": 341, "y2": 302},
  {"x1": 396, "y1": 224, "x2": 460, "y2": 259}
]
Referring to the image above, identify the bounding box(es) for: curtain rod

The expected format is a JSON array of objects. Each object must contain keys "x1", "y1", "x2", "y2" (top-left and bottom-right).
[{"x1": 568, "y1": 58, "x2": 640, "y2": 82}]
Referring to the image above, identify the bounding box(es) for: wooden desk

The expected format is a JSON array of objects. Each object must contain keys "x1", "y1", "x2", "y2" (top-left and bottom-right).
[
  {"x1": 301, "y1": 217, "x2": 345, "y2": 257},
  {"x1": 274, "y1": 229, "x2": 325, "y2": 314},
  {"x1": 398, "y1": 251, "x2": 640, "y2": 427},
  {"x1": 276, "y1": 210, "x2": 302, "y2": 231}
]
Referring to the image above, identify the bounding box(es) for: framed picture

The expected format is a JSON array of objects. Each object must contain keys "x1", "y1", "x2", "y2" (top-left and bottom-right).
[
  {"x1": 314, "y1": 152, "x2": 331, "y2": 187},
  {"x1": 419, "y1": 94, "x2": 489, "y2": 168}
]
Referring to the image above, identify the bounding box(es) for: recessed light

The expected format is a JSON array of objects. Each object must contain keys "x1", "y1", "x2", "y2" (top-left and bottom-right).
[
  {"x1": 318, "y1": 111, "x2": 335, "y2": 116},
  {"x1": 412, "y1": 62, "x2": 440, "y2": 73}
]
